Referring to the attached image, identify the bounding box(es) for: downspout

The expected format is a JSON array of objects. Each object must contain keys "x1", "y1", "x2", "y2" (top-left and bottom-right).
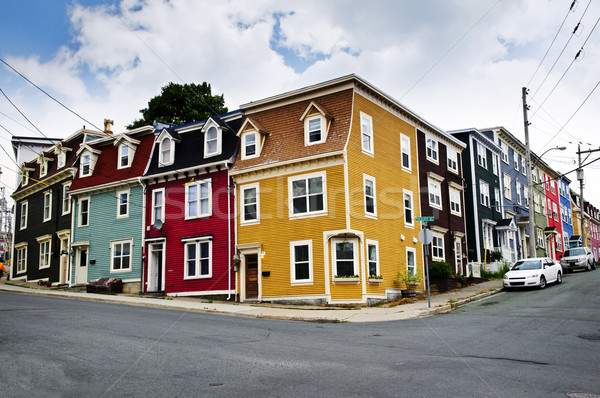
[
  {"x1": 68, "y1": 194, "x2": 75, "y2": 288},
  {"x1": 232, "y1": 180, "x2": 238, "y2": 302},
  {"x1": 138, "y1": 176, "x2": 146, "y2": 294},
  {"x1": 227, "y1": 176, "x2": 232, "y2": 300}
]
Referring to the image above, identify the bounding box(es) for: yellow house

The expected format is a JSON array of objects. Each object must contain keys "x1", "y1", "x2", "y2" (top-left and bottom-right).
[{"x1": 231, "y1": 75, "x2": 442, "y2": 304}]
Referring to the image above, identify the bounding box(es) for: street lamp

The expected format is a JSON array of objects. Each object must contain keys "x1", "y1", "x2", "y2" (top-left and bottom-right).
[{"x1": 526, "y1": 146, "x2": 567, "y2": 258}]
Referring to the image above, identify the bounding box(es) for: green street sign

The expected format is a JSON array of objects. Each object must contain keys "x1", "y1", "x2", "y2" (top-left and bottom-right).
[{"x1": 415, "y1": 216, "x2": 434, "y2": 222}]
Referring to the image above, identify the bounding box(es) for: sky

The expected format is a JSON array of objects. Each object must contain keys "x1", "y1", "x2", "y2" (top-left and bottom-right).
[{"x1": 1, "y1": 0, "x2": 599, "y2": 212}]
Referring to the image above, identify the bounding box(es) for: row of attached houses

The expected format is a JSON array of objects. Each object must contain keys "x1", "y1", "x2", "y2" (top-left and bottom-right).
[{"x1": 10, "y1": 75, "x2": 599, "y2": 303}]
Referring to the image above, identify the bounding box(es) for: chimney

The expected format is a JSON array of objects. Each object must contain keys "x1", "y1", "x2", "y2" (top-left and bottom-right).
[{"x1": 103, "y1": 118, "x2": 114, "y2": 134}]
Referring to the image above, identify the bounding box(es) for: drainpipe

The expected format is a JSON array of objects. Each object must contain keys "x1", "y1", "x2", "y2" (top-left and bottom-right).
[
  {"x1": 227, "y1": 176, "x2": 232, "y2": 300},
  {"x1": 138, "y1": 177, "x2": 146, "y2": 294}
]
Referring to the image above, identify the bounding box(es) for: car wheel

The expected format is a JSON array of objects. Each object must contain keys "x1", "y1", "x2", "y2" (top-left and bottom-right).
[
  {"x1": 592, "y1": 262, "x2": 597, "y2": 270},
  {"x1": 556, "y1": 272, "x2": 562, "y2": 284},
  {"x1": 586, "y1": 262, "x2": 592, "y2": 271},
  {"x1": 539, "y1": 275, "x2": 546, "y2": 289}
]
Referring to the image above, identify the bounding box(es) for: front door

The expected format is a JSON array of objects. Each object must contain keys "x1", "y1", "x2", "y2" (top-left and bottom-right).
[
  {"x1": 75, "y1": 247, "x2": 88, "y2": 285},
  {"x1": 59, "y1": 238, "x2": 70, "y2": 284},
  {"x1": 245, "y1": 254, "x2": 258, "y2": 299},
  {"x1": 148, "y1": 243, "x2": 164, "y2": 292},
  {"x1": 454, "y1": 238, "x2": 463, "y2": 275}
]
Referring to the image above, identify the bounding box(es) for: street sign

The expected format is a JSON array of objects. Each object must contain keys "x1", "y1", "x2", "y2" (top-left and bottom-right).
[
  {"x1": 415, "y1": 216, "x2": 434, "y2": 222},
  {"x1": 418, "y1": 228, "x2": 433, "y2": 245}
]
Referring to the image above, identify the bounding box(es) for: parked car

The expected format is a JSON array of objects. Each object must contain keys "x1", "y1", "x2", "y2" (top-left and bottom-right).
[
  {"x1": 503, "y1": 257, "x2": 562, "y2": 289},
  {"x1": 560, "y1": 247, "x2": 596, "y2": 273}
]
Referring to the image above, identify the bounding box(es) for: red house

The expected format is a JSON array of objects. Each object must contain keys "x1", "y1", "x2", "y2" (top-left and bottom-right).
[
  {"x1": 543, "y1": 171, "x2": 563, "y2": 260},
  {"x1": 142, "y1": 112, "x2": 242, "y2": 296}
]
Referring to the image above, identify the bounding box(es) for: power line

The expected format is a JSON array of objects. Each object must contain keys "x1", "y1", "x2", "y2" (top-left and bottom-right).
[
  {"x1": 0, "y1": 111, "x2": 37, "y2": 134},
  {"x1": 0, "y1": 87, "x2": 48, "y2": 139},
  {"x1": 0, "y1": 58, "x2": 103, "y2": 131}
]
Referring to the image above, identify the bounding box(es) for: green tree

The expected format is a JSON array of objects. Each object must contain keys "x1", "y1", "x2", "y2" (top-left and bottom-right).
[{"x1": 127, "y1": 82, "x2": 228, "y2": 129}]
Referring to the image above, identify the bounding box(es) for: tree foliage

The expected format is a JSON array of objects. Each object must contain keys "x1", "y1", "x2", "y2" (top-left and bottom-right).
[{"x1": 127, "y1": 82, "x2": 228, "y2": 129}]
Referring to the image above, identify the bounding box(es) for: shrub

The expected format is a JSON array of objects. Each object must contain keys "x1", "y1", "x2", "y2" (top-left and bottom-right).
[{"x1": 428, "y1": 261, "x2": 452, "y2": 278}]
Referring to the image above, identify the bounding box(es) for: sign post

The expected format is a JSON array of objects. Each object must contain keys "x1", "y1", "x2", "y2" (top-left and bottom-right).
[{"x1": 416, "y1": 217, "x2": 434, "y2": 308}]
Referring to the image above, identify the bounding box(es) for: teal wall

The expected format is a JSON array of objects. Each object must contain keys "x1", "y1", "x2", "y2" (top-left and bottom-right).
[{"x1": 71, "y1": 184, "x2": 143, "y2": 283}]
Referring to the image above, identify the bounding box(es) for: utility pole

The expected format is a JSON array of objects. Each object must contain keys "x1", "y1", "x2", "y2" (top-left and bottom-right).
[
  {"x1": 523, "y1": 87, "x2": 536, "y2": 258},
  {"x1": 576, "y1": 146, "x2": 600, "y2": 247}
]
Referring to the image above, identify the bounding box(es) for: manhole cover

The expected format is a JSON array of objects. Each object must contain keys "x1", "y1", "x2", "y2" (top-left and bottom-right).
[{"x1": 578, "y1": 334, "x2": 600, "y2": 341}]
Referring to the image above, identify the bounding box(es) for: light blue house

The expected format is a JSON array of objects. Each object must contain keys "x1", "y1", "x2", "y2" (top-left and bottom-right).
[
  {"x1": 69, "y1": 126, "x2": 155, "y2": 292},
  {"x1": 559, "y1": 175, "x2": 574, "y2": 249}
]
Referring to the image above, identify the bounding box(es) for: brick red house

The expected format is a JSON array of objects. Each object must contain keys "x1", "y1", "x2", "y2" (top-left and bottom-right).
[{"x1": 141, "y1": 112, "x2": 242, "y2": 296}]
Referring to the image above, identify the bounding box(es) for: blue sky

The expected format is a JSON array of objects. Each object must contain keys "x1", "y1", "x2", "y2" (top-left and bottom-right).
[{"x1": 1, "y1": 0, "x2": 600, "y2": 201}]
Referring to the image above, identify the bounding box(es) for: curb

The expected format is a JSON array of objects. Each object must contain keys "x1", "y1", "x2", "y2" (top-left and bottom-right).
[{"x1": 450, "y1": 288, "x2": 503, "y2": 309}]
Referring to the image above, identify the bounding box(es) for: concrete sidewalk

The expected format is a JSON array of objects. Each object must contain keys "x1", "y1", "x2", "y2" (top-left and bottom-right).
[{"x1": 0, "y1": 279, "x2": 503, "y2": 323}]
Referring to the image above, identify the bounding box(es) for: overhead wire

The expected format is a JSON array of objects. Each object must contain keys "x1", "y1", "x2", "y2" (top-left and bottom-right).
[{"x1": 0, "y1": 87, "x2": 48, "y2": 139}]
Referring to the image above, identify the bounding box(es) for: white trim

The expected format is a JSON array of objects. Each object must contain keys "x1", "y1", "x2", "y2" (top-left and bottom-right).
[
  {"x1": 167, "y1": 289, "x2": 236, "y2": 297},
  {"x1": 426, "y1": 135, "x2": 439, "y2": 164},
  {"x1": 62, "y1": 182, "x2": 71, "y2": 215},
  {"x1": 449, "y1": 187, "x2": 461, "y2": 216},
  {"x1": 43, "y1": 190, "x2": 52, "y2": 222},
  {"x1": 78, "y1": 197, "x2": 90, "y2": 227},
  {"x1": 36, "y1": 235, "x2": 52, "y2": 270},
  {"x1": 116, "y1": 189, "x2": 130, "y2": 219},
  {"x1": 110, "y1": 239, "x2": 134, "y2": 273},
  {"x1": 400, "y1": 133, "x2": 411, "y2": 172},
  {"x1": 290, "y1": 239, "x2": 313, "y2": 285},
  {"x1": 151, "y1": 188, "x2": 166, "y2": 224},
  {"x1": 204, "y1": 125, "x2": 222, "y2": 158},
  {"x1": 304, "y1": 114, "x2": 327, "y2": 146},
  {"x1": 184, "y1": 238, "x2": 212, "y2": 279},
  {"x1": 431, "y1": 231, "x2": 445, "y2": 261},
  {"x1": 185, "y1": 178, "x2": 212, "y2": 219},
  {"x1": 360, "y1": 112, "x2": 374, "y2": 156},
  {"x1": 158, "y1": 136, "x2": 174, "y2": 167},
  {"x1": 331, "y1": 238, "x2": 359, "y2": 278},
  {"x1": 366, "y1": 239, "x2": 380, "y2": 277},
  {"x1": 288, "y1": 170, "x2": 327, "y2": 219},
  {"x1": 403, "y1": 189, "x2": 414, "y2": 227},
  {"x1": 363, "y1": 174, "x2": 377, "y2": 218},
  {"x1": 240, "y1": 182, "x2": 260, "y2": 225},
  {"x1": 428, "y1": 177, "x2": 442, "y2": 210},
  {"x1": 447, "y1": 147, "x2": 458, "y2": 174},
  {"x1": 19, "y1": 201, "x2": 28, "y2": 230},
  {"x1": 406, "y1": 246, "x2": 417, "y2": 276},
  {"x1": 15, "y1": 242, "x2": 28, "y2": 274},
  {"x1": 117, "y1": 143, "x2": 133, "y2": 169},
  {"x1": 241, "y1": 131, "x2": 259, "y2": 160}
]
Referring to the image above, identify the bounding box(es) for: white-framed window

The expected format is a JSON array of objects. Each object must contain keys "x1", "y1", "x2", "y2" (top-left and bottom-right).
[
  {"x1": 289, "y1": 171, "x2": 326, "y2": 218},
  {"x1": 432, "y1": 232, "x2": 445, "y2": 261},
  {"x1": 290, "y1": 240, "x2": 313, "y2": 284},
  {"x1": 428, "y1": 178, "x2": 442, "y2": 209},
  {"x1": 332, "y1": 238, "x2": 358, "y2": 277},
  {"x1": 547, "y1": 199, "x2": 552, "y2": 217},
  {"x1": 78, "y1": 197, "x2": 90, "y2": 227},
  {"x1": 15, "y1": 243, "x2": 27, "y2": 274},
  {"x1": 503, "y1": 173, "x2": 511, "y2": 199},
  {"x1": 406, "y1": 247, "x2": 417, "y2": 276},
  {"x1": 400, "y1": 133, "x2": 411, "y2": 171},
  {"x1": 240, "y1": 183, "x2": 259, "y2": 225},
  {"x1": 557, "y1": 234, "x2": 563, "y2": 252},
  {"x1": 111, "y1": 239, "x2": 132, "y2": 272},
  {"x1": 534, "y1": 193, "x2": 540, "y2": 213},
  {"x1": 21, "y1": 170, "x2": 29, "y2": 187},
  {"x1": 536, "y1": 227, "x2": 545, "y2": 247},
  {"x1": 43, "y1": 190, "x2": 52, "y2": 222},
  {"x1": 544, "y1": 174, "x2": 549, "y2": 190},
  {"x1": 185, "y1": 179, "x2": 211, "y2": 219},
  {"x1": 477, "y1": 142, "x2": 487, "y2": 169},
  {"x1": 118, "y1": 144, "x2": 131, "y2": 168},
  {"x1": 360, "y1": 112, "x2": 374, "y2": 155},
  {"x1": 81, "y1": 153, "x2": 91, "y2": 177},
  {"x1": 541, "y1": 195, "x2": 547, "y2": 215},
  {"x1": 363, "y1": 174, "x2": 376, "y2": 217},
  {"x1": 513, "y1": 151, "x2": 519, "y2": 171},
  {"x1": 19, "y1": 201, "x2": 28, "y2": 230},
  {"x1": 366, "y1": 240, "x2": 379, "y2": 277},
  {"x1": 492, "y1": 154, "x2": 499, "y2": 176},
  {"x1": 553, "y1": 202, "x2": 559, "y2": 221},
  {"x1": 521, "y1": 156, "x2": 526, "y2": 175},
  {"x1": 38, "y1": 237, "x2": 51, "y2": 269},
  {"x1": 447, "y1": 148, "x2": 458, "y2": 173},
  {"x1": 563, "y1": 233, "x2": 569, "y2": 252},
  {"x1": 500, "y1": 140, "x2": 509, "y2": 163},
  {"x1": 403, "y1": 189, "x2": 414, "y2": 226},
  {"x1": 117, "y1": 189, "x2": 129, "y2": 218},
  {"x1": 449, "y1": 188, "x2": 461, "y2": 216},
  {"x1": 159, "y1": 137, "x2": 174, "y2": 166},
  {"x1": 494, "y1": 187, "x2": 501, "y2": 212},
  {"x1": 40, "y1": 159, "x2": 48, "y2": 178},
  {"x1": 516, "y1": 180, "x2": 522, "y2": 204},
  {"x1": 204, "y1": 126, "x2": 221, "y2": 157},
  {"x1": 532, "y1": 168, "x2": 538, "y2": 183},
  {"x1": 242, "y1": 131, "x2": 258, "y2": 160},
  {"x1": 184, "y1": 239, "x2": 212, "y2": 279},
  {"x1": 426, "y1": 136, "x2": 439, "y2": 163},
  {"x1": 151, "y1": 188, "x2": 165, "y2": 224},
  {"x1": 62, "y1": 183, "x2": 71, "y2": 215},
  {"x1": 57, "y1": 151, "x2": 66, "y2": 168},
  {"x1": 479, "y1": 181, "x2": 490, "y2": 207},
  {"x1": 551, "y1": 180, "x2": 556, "y2": 194},
  {"x1": 305, "y1": 115, "x2": 325, "y2": 145}
]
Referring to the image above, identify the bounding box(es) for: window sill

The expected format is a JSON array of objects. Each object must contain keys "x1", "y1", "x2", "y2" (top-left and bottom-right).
[
  {"x1": 289, "y1": 211, "x2": 328, "y2": 220},
  {"x1": 240, "y1": 220, "x2": 260, "y2": 226},
  {"x1": 332, "y1": 277, "x2": 360, "y2": 284},
  {"x1": 183, "y1": 275, "x2": 212, "y2": 280},
  {"x1": 368, "y1": 278, "x2": 384, "y2": 284},
  {"x1": 111, "y1": 269, "x2": 132, "y2": 273}
]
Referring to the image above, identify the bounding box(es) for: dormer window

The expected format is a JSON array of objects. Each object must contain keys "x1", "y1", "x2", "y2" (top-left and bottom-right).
[
  {"x1": 306, "y1": 116, "x2": 323, "y2": 144},
  {"x1": 159, "y1": 138, "x2": 173, "y2": 166},
  {"x1": 22, "y1": 170, "x2": 29, "y2": 186},
  {"x1": 40, "y1": 159, "x2": 48, "y2": 177},
  {"x1": 119, "y1": 144, "x2": 130, "y2": 168},
  {"x1": 57, "y1": 151, "x2": 66, "y2": 168},
  {"x1": 81, "y1": 153, "x2": 91, "y2": 176},
  {"x1": 300, "y1": 101, "x2": 331, "y2": 147},
  {"x1": 243, "y1": 131, "x2": 257, "y2": 159},
  {"x1": 204, "y1": 126, "x2": 221, "y2": 157}
]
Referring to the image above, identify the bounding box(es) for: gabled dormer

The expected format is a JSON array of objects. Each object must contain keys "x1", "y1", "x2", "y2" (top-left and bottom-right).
[
  {"x1": 114, "y1": 134, "x2": 141, "y2": 169},
  {"x1": 53, "y1": 142, "x2": 72, "y2": 169},
  {"x1": 299, "y1": 101, "x2": 332, "y2": 146},
  {"x1": 237, "y1": 118, "x2": 268, "y2": 160},
  {"x1": 36, "y1": 153, "x2": 53, "y2": 178},
  {"x1": 201, "y1": 117, "x2": 224, "y2": 158},
  {"x1": 156, "y1": 128, "x2": 180, "y2": 167},
  {"x1": 20, "y1": 165, "x2": 34, "y2": 187},
  {"x1": 76, "y1": 144, "x2": 102, "y2": 178}
]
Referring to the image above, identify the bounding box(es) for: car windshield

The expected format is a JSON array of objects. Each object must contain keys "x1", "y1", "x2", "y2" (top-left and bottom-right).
[
  {"x1": 563, "y1": 248, "x2": 585, "y2": 257},
  {"x1": 512, "y1": 260, "x2": 542, "y2": 270}
]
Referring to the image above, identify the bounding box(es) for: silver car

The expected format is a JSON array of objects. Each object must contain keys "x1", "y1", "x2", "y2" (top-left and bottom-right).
[{"x1": 560, "y1": 247, "x2": 596, "y2": 273}]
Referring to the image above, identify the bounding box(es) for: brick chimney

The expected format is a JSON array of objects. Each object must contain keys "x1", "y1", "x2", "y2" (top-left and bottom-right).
[{"x1": 103, "y1": 118, "x2": 114, "y2": 134}]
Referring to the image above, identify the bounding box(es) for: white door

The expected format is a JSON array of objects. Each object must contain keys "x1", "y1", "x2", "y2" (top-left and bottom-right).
[
  {"x1": 59, "y1": 238, "x2": 70, "y2": 284},
  {"x1": 454, "y1": 238, "x2": 463, "y2": 275},
  {"x1": 148, "y1": 243, "x2": 164, "y2": 292},
  {"x1": 75, "y1": 247, "x2": 88, "y2": 285}
]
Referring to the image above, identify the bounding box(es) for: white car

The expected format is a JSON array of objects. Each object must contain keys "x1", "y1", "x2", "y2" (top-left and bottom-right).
[{"x1": 503, "y1": 257, "x2": 562, "y2": 289}]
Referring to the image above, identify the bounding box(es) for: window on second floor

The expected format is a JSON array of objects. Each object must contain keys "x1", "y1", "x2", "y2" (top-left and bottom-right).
[
  {"x1": 516, "y1": 180, "x2": 522, "y2": 204},
  {"x1": 62, "y1": 183, "x2": 71, "y2": 215},
  {"x1": 363, "y1": 174, "x2": 376, "y2": 217},
  {"x1": 43, "y1": 191, "x2": 52, "y2": 222},
  {"x1": 494, "y1": 188, "x2": 501, "y2": 212},
  {"x1": 447, "y1": 148, "x2": 458, "y2": 173},
  {"x1": 289, "y1": 172, "x2": 326, "y2": 218},
  {"x1": 119, "y1": 144, "x2": 131, "y2": 168},
  {"x1": 186, "y1": 179, "x2": 211, "y2": 219},
  {"x1": 477, "y1": 142, "x2": 487, "y2": 169},
  {"x1": 449, "y1": 188, "x2": 461, "y2": 216},
  {"x1": 428, "y1": 176, "x2": 442, "y2": 209},
  {"x1": 152, "y1": 189, "x2": 165, "y2": 224},
  {"x1": 360, "y1": 113, "x2": 374, "y2": 155},
  {"x1": 426, "y1": 136, "x2": 439, "y2": 163},
  {"x1": 117, "y1": 190, "x2": 129, "y2": 218},
  {"x1": 400, "y1": 134, "x2": 411, "y2": 171},
  {"x1": 480, "y1": 180, "x2": 490, "y2": 207},
  {"x1": 79, "y1": 198, "x2": 90, "y2": 227},
  {"x1": 503, "y1": 173, "x2": 511, "y2": 199},
  {"x1": 241, "y1": 183, "x2": 259, "y2": 225},
  {"x1": 19, "y1": 201, "x2": 28, "y2": 230},
  {"x1": 403, "y1": 189, "x2": 414, "y2": 226}
]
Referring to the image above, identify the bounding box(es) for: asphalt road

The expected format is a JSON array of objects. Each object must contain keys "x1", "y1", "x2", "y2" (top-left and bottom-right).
[{"x1": 0, "y1": 270, "x2": 599, "y2": 398}]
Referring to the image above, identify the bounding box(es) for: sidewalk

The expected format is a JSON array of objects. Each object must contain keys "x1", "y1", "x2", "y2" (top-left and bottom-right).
[{"x1": 0, "y1": 279, "x2": 503, "y2": 323}]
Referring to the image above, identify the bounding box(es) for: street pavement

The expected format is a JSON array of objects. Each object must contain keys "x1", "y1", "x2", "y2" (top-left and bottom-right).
[{"x1": 0, "y1": 278, "x2": 503, "y2": 322}]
